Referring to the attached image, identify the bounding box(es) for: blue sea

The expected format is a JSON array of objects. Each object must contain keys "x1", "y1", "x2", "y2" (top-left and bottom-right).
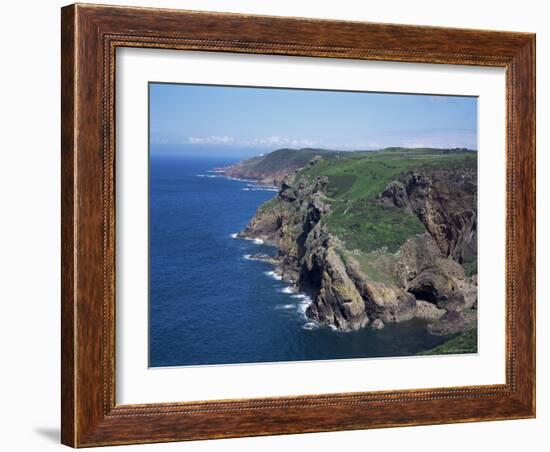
[{"x1": 149, "y1": 154, "x2": 448, "y2": 367}]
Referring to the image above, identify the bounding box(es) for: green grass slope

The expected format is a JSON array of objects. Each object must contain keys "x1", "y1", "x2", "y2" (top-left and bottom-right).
[
  {"x1": 297, "y1": 147, "x2": 477, "y2": 253},
  {"x1": 235, "y1": 148, "x2": 344, "y2": 175},
  {"x1": 418, "y1": 328, "x2": 478, "y2": 355}
]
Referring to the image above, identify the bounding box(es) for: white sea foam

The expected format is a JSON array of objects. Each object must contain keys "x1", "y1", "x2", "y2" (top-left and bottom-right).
[
  {"x1": 230, "y1": 233, "x2": 238, "y2": 239},
  {"x1": 241, "y1": 187, "x2": 278, "y2": 192},
  {"x1": 196, "y1": 174, "x2": 219, "y2": 178},
  {"x1": 241, "y1": 236, "x2": 263, "y2": 244},
  {"x1": 299, "y1": 302, "x2": 312, "y2": 315},
  {"x1": 243, "y1": 254, "x2": 252, "y2": 260},
  {"x1": 226, "y1": 176, "x2": 256, "y2": 183},
  {"x1": 275, "y1": 304, "x2": 295, "y2": 310},
  {"x1": 241, "y1": 183, "x2": 278, "y2": 192},
  {"x1": 302, "y1": 321, "x2": 319, "y2": 330},
  {"x1": 288, "y1": 293, "x2": 313, "y2": 315},
  {"x1": 273, "y1": 283, "x2": 316, "y2": 325},
  {"x1": 264, "y1": 271, "x2": 282, "y2": 281}
]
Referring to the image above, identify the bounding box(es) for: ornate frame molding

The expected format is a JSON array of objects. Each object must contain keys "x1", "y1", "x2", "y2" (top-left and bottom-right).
[{"x1": 62, "y1": 4, "x2": 535, "y2": 447}]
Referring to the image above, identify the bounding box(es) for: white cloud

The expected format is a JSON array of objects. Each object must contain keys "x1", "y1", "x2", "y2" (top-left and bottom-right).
[
  {"x1": 186, "y1": 135, "x2": 318, "y2": 148},
  {"x1": 188, "y1": 136, "x2": 235, "y2": 145},
  {"x1": 178, "y1": 130, "x2": 476, "y2": 151}
]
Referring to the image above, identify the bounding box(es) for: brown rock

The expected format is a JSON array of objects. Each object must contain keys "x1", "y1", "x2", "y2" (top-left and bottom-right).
[{"x1": 415, "y1": 300, "x2": 446, "y2": 320}]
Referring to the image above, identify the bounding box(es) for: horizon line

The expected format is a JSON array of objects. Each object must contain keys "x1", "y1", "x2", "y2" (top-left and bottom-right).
[{"x1": 150, "y1": 144, "x2": 478, "y2": 153}]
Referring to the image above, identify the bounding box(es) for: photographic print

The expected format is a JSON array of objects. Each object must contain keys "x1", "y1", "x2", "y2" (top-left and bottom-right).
[
  {"x1": 148, "y1": 83, "x2": 478, "y2": 367},
  {"x1": 61, "y1": 6, "x2": 536, "y2": 445}
]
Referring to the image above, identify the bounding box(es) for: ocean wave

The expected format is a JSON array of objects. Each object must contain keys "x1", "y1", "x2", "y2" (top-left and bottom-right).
[
  {"x1": 243, "y1": 254, "x2": 252, "y2": 260},
  {"x1": 273, "y1": 283, "x2": 316, "y2": 327},
  {"x1": 274, "y1": 304, "x2": 295, "y2": 310},
  {"x1": 264, "y1": 271, "x2": 282, "y2": 281},
  {"x1": 302, "y1": 321, "x2": 319, "y2": 330},
  {"x1": 230, "y1": 233, "x2": 238, "y2": 238},
  {"x1": 241, "y1": 236, "x2": 265, "y2": 245},
  {"x1": 201, "y1": 174, "x2": 277, "y2": 192},
  {"x1": 299, "y1": 302, "x2": 312, "y2": 315},
  {"x1": 241, "y1": 186, "x2": 278, "y2": 192},
  {"x1": 226, "y1": 176, "x2": 256, "y2": 183},
  {"x1": 289, "y1": 293, "x2": 313, "y2": 315}
]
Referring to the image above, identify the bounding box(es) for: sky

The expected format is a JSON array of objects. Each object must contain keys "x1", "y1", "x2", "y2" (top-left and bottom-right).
[{"x1": 149, "y1": 82, "x2": 477, "y2": 157}]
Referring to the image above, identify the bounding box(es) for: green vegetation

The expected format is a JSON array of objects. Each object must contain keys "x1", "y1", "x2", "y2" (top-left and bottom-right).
[
  {"x1": 243, "y1": 147, "x2": 476, "y2": 269},
  {"x1": 344, "y1": 252, "x2": 398, "y2": 286},
  {"x1": 257, "y1": 197, "x2": 278, "y2": 214},
  {"x1": 463, "y1": 260, "x2": 478, "y2": 277},
  {"x1": 296, "y1": 148, "x2": 476, "y2": 254},
  {"x1": 418, "y1": 328, "x2": 478, "y2": 355},
  {"x1": 237, "y1": 148, "x2": 343, "y2": 175},
  {"x1": 327, "y1": 201, "x2": 425, "y2": 253},
  {"x1": 325, "y1": 174, "x2": 357, "y2": 197},
  {"x1": 300, "y1": 148, "x2": 476, "y2": 202}
]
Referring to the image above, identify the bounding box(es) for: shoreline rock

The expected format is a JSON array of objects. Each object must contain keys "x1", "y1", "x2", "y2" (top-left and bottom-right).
[{"x1": 233, "y1": 152, "x2": 478, "y2": 337}]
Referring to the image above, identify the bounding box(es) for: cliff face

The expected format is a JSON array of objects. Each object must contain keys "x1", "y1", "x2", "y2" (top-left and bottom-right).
[
  {"x1": 380, "y1": 169, "x2": 477, "y2": 265},
  {"x1": 223, "y1": 148, "x2": 342, "y2": 186},
  {"x1": 237, "y1": 149, "x2": 478, "y2": 337}
]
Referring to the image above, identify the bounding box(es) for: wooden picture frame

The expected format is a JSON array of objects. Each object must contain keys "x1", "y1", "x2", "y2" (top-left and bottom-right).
[{"x1": 61, "y1": 3, "x2": 536, "y2": 447}]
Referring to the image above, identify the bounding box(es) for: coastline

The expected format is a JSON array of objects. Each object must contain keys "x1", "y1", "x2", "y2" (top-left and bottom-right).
[
  {"x1": 220, "y1": 168, "x2": 322, "y2": 327},
  {"x1": 149, "y1": 155, "x2": 460, "y2": 365},
  {"x1": 216, "y1": 149, "x2": 478, "y2": 340}
]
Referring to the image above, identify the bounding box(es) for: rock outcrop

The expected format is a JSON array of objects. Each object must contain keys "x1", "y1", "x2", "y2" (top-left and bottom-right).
[
  {"x1": 379, "y1": 169, "x2": 477, "y2": 265},
  {"x1": 237, "y1": 150, "x2": 478, "y2": 338},
  {"x1": 223, "y1": 148, "x2": 341, "y2": 186}
]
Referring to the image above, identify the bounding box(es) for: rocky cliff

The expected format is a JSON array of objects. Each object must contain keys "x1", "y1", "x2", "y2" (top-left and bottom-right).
[
  {"x1": 232, "y1": 148, "x2": 478, "y2": 342},
  {"x1": 223, "y1": 148, "x2": 342, "y2": 186}
]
